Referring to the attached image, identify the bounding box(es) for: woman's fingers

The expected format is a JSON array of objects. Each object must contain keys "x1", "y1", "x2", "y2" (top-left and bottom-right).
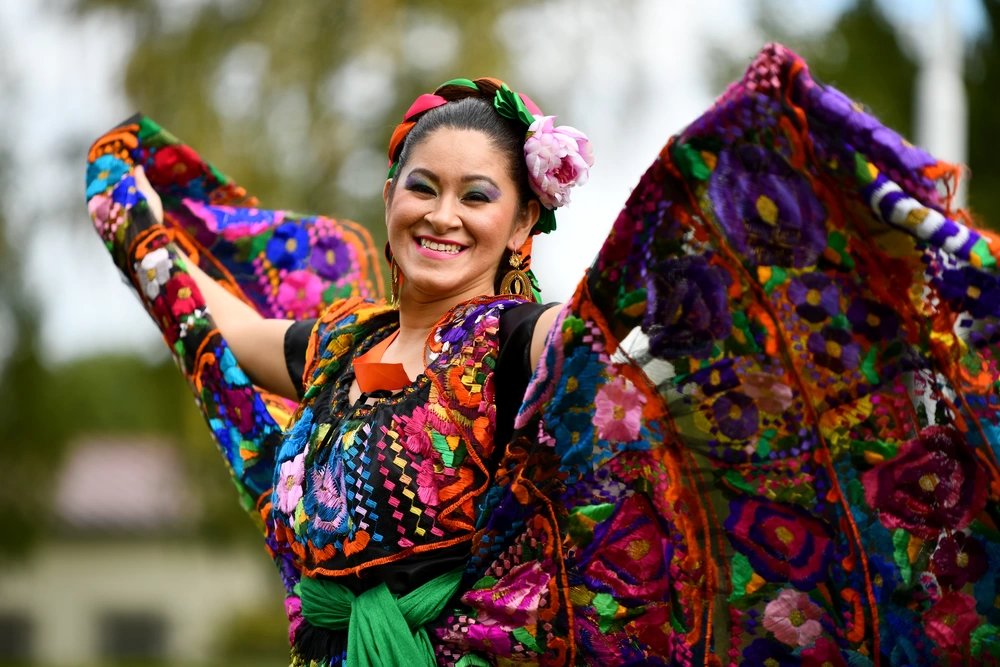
[{"x1": 134, "y1": 165, "x2": 164, "y2": 224}]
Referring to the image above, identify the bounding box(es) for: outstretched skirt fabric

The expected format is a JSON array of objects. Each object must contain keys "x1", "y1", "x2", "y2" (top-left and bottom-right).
[{"x1": 87, "y1": 44, "x2": 1000, "y2": 665}]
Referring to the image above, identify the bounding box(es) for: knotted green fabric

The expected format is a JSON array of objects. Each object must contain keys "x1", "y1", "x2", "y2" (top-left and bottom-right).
[{"x1": 298, "y1": 569, "x2": 463, "y2": 666}]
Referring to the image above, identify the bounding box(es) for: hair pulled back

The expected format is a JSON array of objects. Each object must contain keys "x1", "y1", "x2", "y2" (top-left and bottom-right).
[{"x1": 388, "y1": 79, "x2": 536, "y2": 210}]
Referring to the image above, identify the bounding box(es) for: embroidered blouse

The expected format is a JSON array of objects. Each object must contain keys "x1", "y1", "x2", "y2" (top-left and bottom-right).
[{"x1": 270, "y1": 297, "x2": 550, "y2": 659}]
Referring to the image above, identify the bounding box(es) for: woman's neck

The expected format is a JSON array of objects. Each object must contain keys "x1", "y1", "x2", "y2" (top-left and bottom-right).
[
  {"x1": 395, "y1": 285, "x2": 495, "y2": 338},
  {"x1": 385, "y1": 290, "x2": 492, "y2": 370}
]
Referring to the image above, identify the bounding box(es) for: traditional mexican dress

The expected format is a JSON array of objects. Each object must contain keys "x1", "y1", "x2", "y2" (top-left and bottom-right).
[{"x1": 86, "y1": 44, "x2": 1000, "y2": 666}]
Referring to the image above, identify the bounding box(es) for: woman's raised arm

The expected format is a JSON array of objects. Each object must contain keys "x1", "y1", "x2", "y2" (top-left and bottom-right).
[{"x1": 134, "y1": 166, "x2": 299, "y2": 400}]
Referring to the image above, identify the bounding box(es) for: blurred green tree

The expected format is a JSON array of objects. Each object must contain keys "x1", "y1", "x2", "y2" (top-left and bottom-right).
[
  {"x1": 723, "y1": 0, "x2": 997, "y2": 229},
  {"x1": 72, "y1": 0, "x2": 538, "y2": 248},
  {"x1": 967, "y1": 0, "x2": 1000, "y2": 227}
]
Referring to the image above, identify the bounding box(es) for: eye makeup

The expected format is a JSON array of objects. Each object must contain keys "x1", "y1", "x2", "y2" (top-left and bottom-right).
[
  {"x1": 468, "y1": 182, "x2": 501, "y2": 202},
  {"x1": 404, "y1": 173, "x2": 434, "y2": 192}
]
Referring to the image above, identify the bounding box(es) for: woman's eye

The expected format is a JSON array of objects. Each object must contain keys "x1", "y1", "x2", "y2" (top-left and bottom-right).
[
  {"x1": 407, "y1": 182, "x2": 435, "y2": 195},
  {"x1": 464, "y1": 191, "x2": 490, "y2": 203}
]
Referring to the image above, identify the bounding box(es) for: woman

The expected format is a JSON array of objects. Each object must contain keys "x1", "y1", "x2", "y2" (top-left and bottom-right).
[
  {"x1": 88, "y1": 47, "x2": 1000, "y2": 666},
  {"x1": 94, "y1": 78, "x2": 596, "y2": 665}
]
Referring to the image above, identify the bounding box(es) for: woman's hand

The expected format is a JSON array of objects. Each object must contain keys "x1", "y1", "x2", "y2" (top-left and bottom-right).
[{"x1": 133, "y1": 165, "x2": 164, "y2": 225}]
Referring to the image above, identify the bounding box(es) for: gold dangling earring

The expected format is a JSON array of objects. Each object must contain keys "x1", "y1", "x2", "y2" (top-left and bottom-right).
[
  {"x1": 499, "y1": 250, "x2": 531, "y2": 297},
  {"x1": 390, "y1": 258, "x2": 401, "y2": 308}
]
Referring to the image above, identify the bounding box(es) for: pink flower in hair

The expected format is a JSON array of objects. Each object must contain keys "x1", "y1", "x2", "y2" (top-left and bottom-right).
[{"x1": 524, "y1": 115, "x2": 594, "y2": 209}]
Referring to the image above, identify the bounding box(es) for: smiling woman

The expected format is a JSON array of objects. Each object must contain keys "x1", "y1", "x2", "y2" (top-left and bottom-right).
[{"x1": 87, "y1": 46, "x2": 1000, "y2": 667}]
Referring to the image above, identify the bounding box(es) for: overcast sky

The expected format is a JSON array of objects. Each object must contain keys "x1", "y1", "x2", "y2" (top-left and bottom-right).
[{"x1": 0, "y1": 0, "x2": 988, "y2": 365}]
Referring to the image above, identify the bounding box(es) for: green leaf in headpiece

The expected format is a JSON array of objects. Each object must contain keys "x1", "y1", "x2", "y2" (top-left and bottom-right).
[
  {"x1": 535, "y1": 207, "x2": 557, "y2": 234},
  {"x1": 494, "y1": 84, "x2": 535, "y2": 128},
  {"x1": 441, "y1": 78, "x2": 478, "y2": 91}
]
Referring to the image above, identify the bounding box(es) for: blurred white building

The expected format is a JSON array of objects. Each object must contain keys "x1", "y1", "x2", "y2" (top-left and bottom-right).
[{"x1": 0, "y1": 438, "x2": 281, "y2": 665}]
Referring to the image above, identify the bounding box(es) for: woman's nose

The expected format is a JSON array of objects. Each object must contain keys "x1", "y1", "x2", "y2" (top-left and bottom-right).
[{"x1": 425, "y1": 196, "x2": 461, "y2": 232}]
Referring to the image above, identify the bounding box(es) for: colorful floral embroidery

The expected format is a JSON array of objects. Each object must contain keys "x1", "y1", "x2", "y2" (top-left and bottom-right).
[
  {"x1": 89, "y1": 42, "x2": 1000, "y2": 667},
  {"x1": 763, "y1": 588, "x2": 825, "y2": 647}
]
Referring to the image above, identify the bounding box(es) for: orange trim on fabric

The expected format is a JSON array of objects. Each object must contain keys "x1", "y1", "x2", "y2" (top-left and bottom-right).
[{"x1": 301, "y1": 533, "x2": 475, "y2": 579}]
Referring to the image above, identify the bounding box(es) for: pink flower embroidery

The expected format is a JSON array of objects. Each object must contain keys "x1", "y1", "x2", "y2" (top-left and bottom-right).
[
  {"x1": 276, "y1": 453, "x2": 305, "y2": 514},
  {"x1": 742, "y1": 371, "x2": 794, "y2": 414},
  {"x1": 284, "y1": 595, "x2": 303, "y2": 644},
  {"x1": 416, "y1": 458, "x2": 440, "y2": 507},
  {"x1": 88, "y1": 193, "x2": 126, "y2": 241},
  {"x1": 762, "y1": 588, "x2": 824, "y2": 647},
  {"x1": 524, "y1": 115, "x2": 594, "y2": 209},
  {"x1": 311, "y1": 463, "x2": 344, "y2": 509},
  {"x1": 462, "y1": 560, "x2": 551, "y2": 629},
  {"x1": 222, "y1": 386, "x2": 256, "y2": 433},
  {"x1": 463, "y1": 623, "x2": 513, "y2": 656},
  {"x1": 396, "y1": 406, "x2": 432, "y2": 457},
  {"x1": 925, "y1": 591, "x2": 980, "y2": 655},
  {"x1": 277, "y1": 270, "x2": 323, "y2": 318},
  {"x1": 863, "y1": 425, "x2": 988, "y2": 540},
  {"x1": 594, "y1": 375, "x2": 646, "y2": 442}
]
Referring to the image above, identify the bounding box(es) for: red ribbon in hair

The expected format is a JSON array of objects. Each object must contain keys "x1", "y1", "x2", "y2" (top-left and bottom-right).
[{"x1": 387, "y1": 94, "x2": 448, "y2": 171}]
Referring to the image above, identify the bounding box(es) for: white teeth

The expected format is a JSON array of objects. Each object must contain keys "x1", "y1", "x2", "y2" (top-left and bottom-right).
[{"x1": 420, "y1": 239, "x2": 462, "y2": 254}]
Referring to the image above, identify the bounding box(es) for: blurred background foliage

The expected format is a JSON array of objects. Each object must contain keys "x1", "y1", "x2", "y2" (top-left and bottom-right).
[
  {"x1": 0, "y1": 0, "x2": 997, "y2": 663},
  {"x1": 3, "y1": 0, "x2": 998, "y2": 590}
]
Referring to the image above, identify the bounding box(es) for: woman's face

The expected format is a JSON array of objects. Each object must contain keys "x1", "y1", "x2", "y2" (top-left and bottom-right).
[{"x1": 384, "y1": 127, "x2": 537, "y2": 306}]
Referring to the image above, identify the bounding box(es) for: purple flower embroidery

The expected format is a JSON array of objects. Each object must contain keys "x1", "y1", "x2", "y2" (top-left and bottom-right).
[
  {"x1": 725, "y1": 497, "x2": 834, "y2": 587},
  {"x1": 643, "y1": 255, "x2": 731, "y2": 359},
  {"x1": 711, "y1": 391, "x2": 759, "y2": 440},
  {"x1": 788, "y1": 273, "x2": 840, "y2": 323},
  {"x1": 846, "y1": 298, "x2": 901, "y2": 342},
  {"x1": 938, "y1": 267, "x2": 1000, "y2": 319},
  {"x1": 807, "y1": 326, "x2": 860, "y2": 373},
  {"x1": 688, "y1": 360, "x2": 740, "y2": 396},
  {"x1": 931, "y1": 533, "x2": 988, "y2": 590},
  {"x1": 741, "y1": 637, "x2": 798, "y2": 666},
  {"x1": 309, "y1": 235, "x2": 351, "y2": 281},
  {"x1": 708, "y1": 144, "x2": 827, "y2": 267}
]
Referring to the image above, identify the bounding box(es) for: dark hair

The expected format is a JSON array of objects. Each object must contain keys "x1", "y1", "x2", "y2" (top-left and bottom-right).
[{"x1": 389, "y1": 86, "x2": 535, "y2": 210}]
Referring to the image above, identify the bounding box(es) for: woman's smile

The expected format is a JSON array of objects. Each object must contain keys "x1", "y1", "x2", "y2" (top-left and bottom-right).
[{"x1": 416, "y1": 236, "x2": 467, "y2": 257}]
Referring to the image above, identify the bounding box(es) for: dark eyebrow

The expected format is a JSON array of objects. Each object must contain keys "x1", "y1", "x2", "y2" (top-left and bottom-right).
[{"x1": 407, "y1": 168, "x2": 500, "y2": 190}]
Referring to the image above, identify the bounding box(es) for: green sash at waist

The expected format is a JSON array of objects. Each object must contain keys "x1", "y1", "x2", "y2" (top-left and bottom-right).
[{"x1": 298, "y1": 568, "x2": 463, "y2": 667}]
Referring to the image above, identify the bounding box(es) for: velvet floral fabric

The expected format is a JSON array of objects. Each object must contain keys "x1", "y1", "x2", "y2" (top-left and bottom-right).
[{"x1": 88, "y1": 43, "x2": 1000, "y2": 666}]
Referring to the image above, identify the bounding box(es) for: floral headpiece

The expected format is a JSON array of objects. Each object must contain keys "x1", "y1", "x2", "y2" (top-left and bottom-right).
[{"x1": 386, "y1": 78, "x2": 594, "y2": 235}]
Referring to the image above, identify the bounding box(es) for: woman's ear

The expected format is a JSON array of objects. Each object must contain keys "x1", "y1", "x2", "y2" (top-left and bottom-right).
[
  {"x1": 509, "y1": 200, "x2": 540, "y2": 251},
  {"x1": 382, "y1": 179, "x2": 393, "y2": 206}
]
